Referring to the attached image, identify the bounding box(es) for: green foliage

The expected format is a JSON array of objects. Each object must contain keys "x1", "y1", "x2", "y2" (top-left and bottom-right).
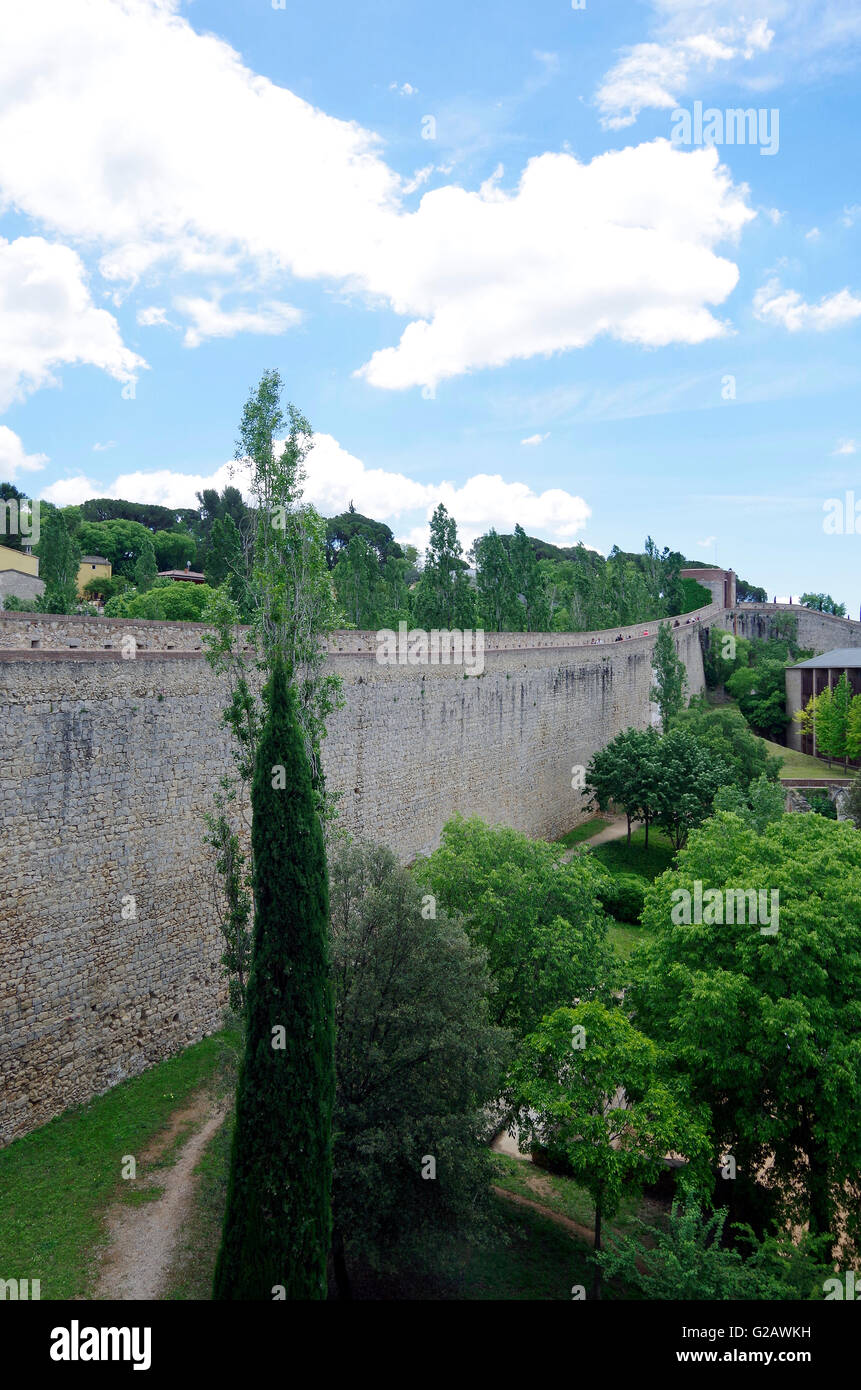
[
  {"x1": 648, "y1": 727, "x2": 733, "y2": 849},
  {"x1": 474, "y1": 528, "x2": 518, "y2": 631},
  {"x1": 412, "y1": 503, "x2": 476, "y2": 629},
  {"x1": 804, "y1": 789, "x2": 838, "y2": 820},
  {"x1": 597, "y1": 1202, "x2": 832, "y2": 1300},
  {"x1": 801, "y1": 592, "x2": 846, "y2": 616},
  {"x1": 329, "y1": 839, "x2": 509, "y2": 1290},
  {"x1": 703, "y1": 627, "x2": 752, "y2": 687},
  {"x1": 595, "y1": 871, "x2": 648, "y2": 924},
  {"x1": 115, "y1": 581, "x2": 217, "y2": 621},
  {"x1": 35, "y1": 507, "x2": 81, "y2": 614},
  {"x1": 332, "y1": 533, "x2": 384, "y2": 628},
  {"x1": 133, "y1": 539, "x2": 157, "y2": 593},
  {"x1": 726, "y1": 659, "x2": 791, "y2": 740},
  {"x1": 213, "y1": 661, "x2": 334, "y2": 1300},
  {"x1": 76, "y1": 518, "x2": 156, "y2": 580},
  {"x1": 679, "y1": 576, "x2": 712, "y2": 612},
  {"x1": 736, "y1": 578, "x2": 768, "y2": 603},
  {"x1": 507, "y1": 1003, "x2": 711, "y2": 1294},
  {"x1": 153, "y1": 529, "x2": 197, "y2": 572},
  {"x1": 509, "y1": 523, "x2": 549, "y2": 630},
  {"x1": 79, "y1": 496, "x2": 189, "y2": 532},
  {"x1": 635, "y1": 813, "x2": 861, "y2": 1260},
  {"x1": 1, "y1": 594, "x2": 30, "y2": 611},
  {"x1": 649, "y1": 621, "x2": 688, "y2": 730},
  {"x1": 713, "y1": 774, "x2": 785, "y2": 833},
  {"x1": 417, "y1": 815, "x2": 615, "y2": 1036},
  {"x1": 325, "y1": 508, "x2": 401, "y2": 569},
  {"x1": 587, "y1": 727, "x2": 661, "y2": 843},
  {"x1": 670, "y1": 701, "x2": 781, "y2": 789}
]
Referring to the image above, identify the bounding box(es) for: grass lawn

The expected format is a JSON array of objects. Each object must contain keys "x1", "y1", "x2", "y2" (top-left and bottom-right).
[
  {"x1": 608, "y1": 920, "x2": 651, "y2": 960},
  {"x1": 0, "y1": 1031, "x2": 234, "y2": 1300},
  {"x1": 457, "y1": 1193, "x2": 596, "y2": 1300},
  {"x1": 555, "y1": 817, "x2": 609, "y2": 848},
  {"x1": 586, "y1": 826, "x2": 676, "y2": 881},
  {"x1": 759, "y1": 736, "x2": 856, "y2": 781},
  {"x1": 489, "y1": 1152, "x2": 647, "y2": 1239}
]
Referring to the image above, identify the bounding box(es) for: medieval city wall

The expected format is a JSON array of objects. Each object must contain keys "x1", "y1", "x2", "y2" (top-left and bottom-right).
[{"x1": 0, "y1": 608, "x2": 716, "y2": 1144}]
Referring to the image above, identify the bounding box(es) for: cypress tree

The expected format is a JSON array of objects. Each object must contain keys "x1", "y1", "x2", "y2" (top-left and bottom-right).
[{"x1": 213, "y1": 658, "x2": 334, "y2": 1299}]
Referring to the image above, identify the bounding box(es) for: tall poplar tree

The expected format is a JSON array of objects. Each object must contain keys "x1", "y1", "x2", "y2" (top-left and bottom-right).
[{"x1": 213, "y1": 659, "x2": 334, "y2": 1299}]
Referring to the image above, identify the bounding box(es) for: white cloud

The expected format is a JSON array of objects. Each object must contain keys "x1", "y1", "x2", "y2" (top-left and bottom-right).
[
  {"x1": 357, "y1": 142, "x2": 753, "y2": 390},
  {"x1": 92, "y1": 440, "x2": 117, "y2": 452},
  {"x1": 833, "y1": 439, "x2": 857, "y2": 455},
  {"x1": 805, "y1": 227, "x2": 820, "y2": 241},
  {"x1": 389, "y1": 82, "x2": 417, "y2": 96},
  {"x1": 174, "y1": 296, "x2": 302, "y2": 348},
  {"x1": 521, "y1": 433, "x2": 549, "y2": 446},
  {"x1": 37, "y1": 431, "x2": 592, "y2": 552},
  {"x1": 0, "y1": 235, "x2": 144, "y2": 410},
  {"x1": 698, "y1": 534, "x2": 717, "y2": 547},
  {"x1": 597, "y1": 19, "x2": 773, "y2": 129},
  {"x1": 0, "y1": 1, "x2": 754, "y2": 392},
  {"x1": 753, "y1": 277, "x2": 861, "y2": 332},
  {"x1": 843, "y1": 205, "x2": 861, "y2": 228},
  {"x1": 764, "y1": 207, "x2": 783, "y2": 225},
  {"x1": 0, "y1": 426, "x2": 48, "y2": 480},
  {"x1": 137, "y1": 305, "x2": 170, "y2": 327}
]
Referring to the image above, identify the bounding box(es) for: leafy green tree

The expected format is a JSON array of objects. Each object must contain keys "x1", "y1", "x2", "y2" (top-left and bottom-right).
[
  {"x1": 205, "y1": 513, "x2": 244, "y2": 592},
  {"x1": 736, "y1": 578, "x2": 768, "y2": 603},
  {"x1": 829, "y1": 672, "x2": 853, "y2": 768},
  {"x1": 329, "y1": 840, "x2": 509, "y2": 1296},
  {"x1": 669, "y1": 701, "x2": 781, "y2": 789},
  {"x1": 726, "y1": 659, "x2": 790, "y2": 741},
  {"x1": 703, "y1": 627, "x2": 751, "y2": 688},
  {"x1": 650, "y1": 622, "x2": 688, "y2": 730},
  {"x1": 153, "y1": 529, "x2": 197, "y2": 572},
  {"x1": 325, "y1": 508, "x2": 400, "y2": 569},
  {"x1": 846, "y1": 694, "x2": 861, "y2": 762},
  {"x1": 133, "y1": 539, "x2": 157, "y2": 593},
  {"x1": 76, "y1": 518, "x2": 156, "y2": 580},
  {"x1": 713, "y1": 774, "x2": 785, "y2": 833},
  {"x1": 416, "y1": 816, "x2": 615, "y2": 1036},
  {"x1": 635, "y1": 813, "x2": 861, "y2": 1261},
  {"x1": 35, "y1": 507, "x2": 81, "y2": 614},
  {"x1": 412, "y1": 504, "x2": 476, "y2": 629},
  {"x1": 332, "y1": 533, "x2": 383, "y2": 628},
  {"x1": 474, "y1": 529, "x2": 517, "y2": 631},
  {"x1": 507, "y1": 1003, "x2": 711, "y2": 1298},
  {"x1": 509, "y1": 524, "x2": 549, "y2": 631},
  {"x1": 213, "y1": 660, "x2": 334, "y2": 1299},
  {"x1": 597, "y1": 1202, "x2": 832, "y2": 1300},
  {"x1": 801, "y1": 592, "x2": 846, "y2": 617},
  {"x1": 648, "y1": 727, "x2": 732, "y2": 849},
  {"x1": 0, "y1": 481, "x2": 29, "y2": 551},
  {"x1": 586, "y1": 726, "x2": 661, "y2": 845}
]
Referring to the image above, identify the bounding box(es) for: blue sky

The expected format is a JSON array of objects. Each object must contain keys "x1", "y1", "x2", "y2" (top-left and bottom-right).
[{"x1": 1, "y1": 0, "x2": 860, "y2": 607}]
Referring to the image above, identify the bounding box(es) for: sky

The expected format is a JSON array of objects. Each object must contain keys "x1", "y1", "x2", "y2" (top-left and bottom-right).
[{"x1": 1, "y1": 0, "x2": 860, "y2": 607}]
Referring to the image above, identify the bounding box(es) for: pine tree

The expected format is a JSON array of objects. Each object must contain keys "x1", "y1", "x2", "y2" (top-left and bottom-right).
[{"x1": 213, "y1": 659, "x2": 334, "y2": 1299}]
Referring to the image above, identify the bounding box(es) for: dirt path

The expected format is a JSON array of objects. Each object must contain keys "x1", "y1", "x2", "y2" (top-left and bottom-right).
[
  {"x1": 492, "y1": 1184, "x2": 597, "y2": 1245},
  {"x1": 561, "y1": 816, "x2": 642, "y2": 861},
  {"x1": 93, "y1": 1091, "x2": 228, "y2": 1301}
]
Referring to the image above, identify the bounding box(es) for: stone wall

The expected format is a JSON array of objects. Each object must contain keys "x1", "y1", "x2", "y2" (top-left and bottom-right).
[{"x1": 0, "y1": 608, "x2": 714, "y2": 1145}]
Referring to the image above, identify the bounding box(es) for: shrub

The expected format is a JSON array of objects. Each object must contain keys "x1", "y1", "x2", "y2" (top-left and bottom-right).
[{"x1": 596, "y1": 871, "x2": 648, "y2": 924}]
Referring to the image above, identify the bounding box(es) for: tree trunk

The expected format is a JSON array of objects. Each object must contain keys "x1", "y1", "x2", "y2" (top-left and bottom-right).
[
  {"x1": 626, "y1": 811, "x2": 631, "y2": 846},
  {"x1": 591, "y1": 1198, "x2": 603, "y2": 1301},
  {"x1": 644, "y1": 814, "x2": 650, "y2": 849},
  {"x1": 331, "y1": 1225, "x2": 352, "y2": 1300}
]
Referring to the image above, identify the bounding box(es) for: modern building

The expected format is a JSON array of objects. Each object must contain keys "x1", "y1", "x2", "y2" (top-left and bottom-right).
[
  {"x1": 0, "y1": 542, "x2": 44, "y2": 607},
  {"x1": 785, "y1": 649, "x2": 861, "y2": 753},
  {"x1": 77, "y1": 555, "x2": 112, "y2": 598},
  {"x1": 680, "y1": 566, "x2": 736, "y2": 607}
]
